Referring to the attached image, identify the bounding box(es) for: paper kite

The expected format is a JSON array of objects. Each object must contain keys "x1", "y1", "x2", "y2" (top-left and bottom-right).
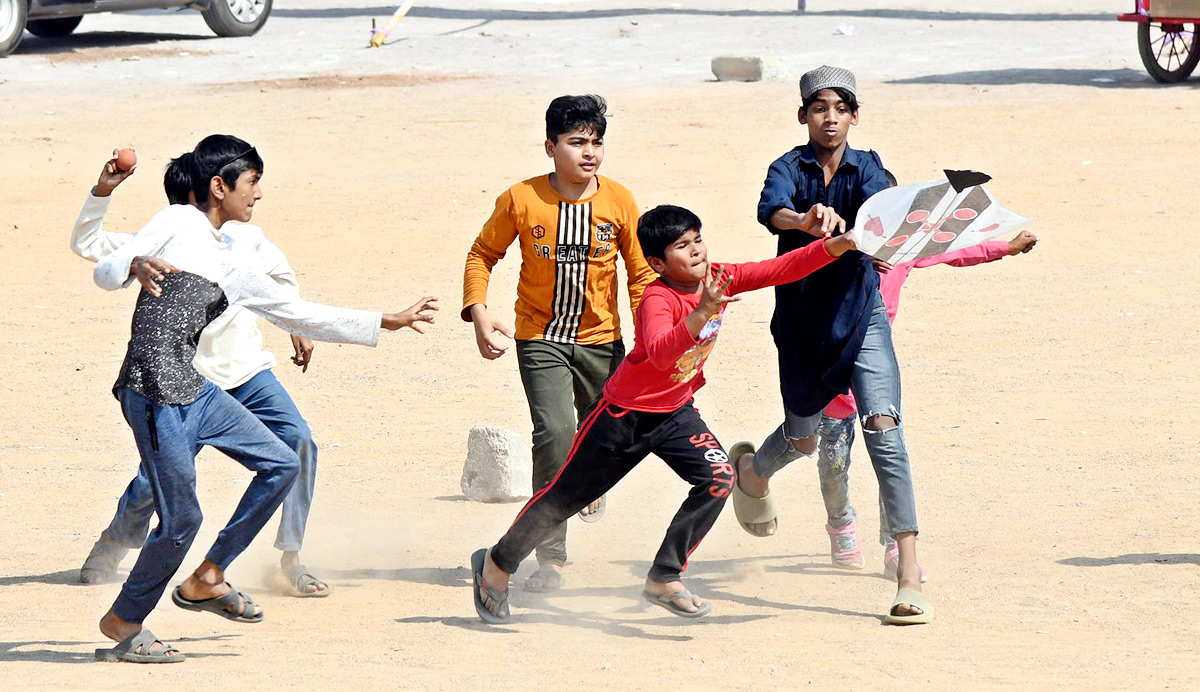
[{"x1": 851, "y1": 170, "x2": 1032, "y2": 265}]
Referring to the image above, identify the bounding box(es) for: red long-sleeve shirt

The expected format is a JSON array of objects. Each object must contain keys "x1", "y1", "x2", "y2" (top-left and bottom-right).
[{"x1": 603, "y1": 240, "x2": 836, "y2": 412}]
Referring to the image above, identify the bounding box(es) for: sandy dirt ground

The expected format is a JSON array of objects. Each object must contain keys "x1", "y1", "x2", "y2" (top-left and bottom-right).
[{"x1": 2, "y1": 1, "x2": 1200, "y2": 690}]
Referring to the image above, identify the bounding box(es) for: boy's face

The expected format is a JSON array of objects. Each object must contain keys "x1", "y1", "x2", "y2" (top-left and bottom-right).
[
  {"x1": 545, "y1": 126, "x2": 604, "y2": 185},
  {"x1": 213, "y1": 168, "x2": 262, "y2": 223},
  {"x1": 649, "y1": 228, "x2": 709, "y2": 285},
  {"x1": 799, "y1": 89, "x2": 858, "y2": 150}
]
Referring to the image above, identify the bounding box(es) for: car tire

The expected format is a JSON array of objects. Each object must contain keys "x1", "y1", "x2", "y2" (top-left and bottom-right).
[
  {"x1": 26, "y1": 15, "x2": 82, "y2": 38},
  {"x1": 0, "y1": 0, "x2": 28, "y2": 57},
  {"x1": 201, "y1": 0, "x2": 272, "y2": 38}
]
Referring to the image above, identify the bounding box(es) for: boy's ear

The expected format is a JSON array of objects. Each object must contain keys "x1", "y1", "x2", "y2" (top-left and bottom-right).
[
  {"x1": 850, "y1": 111, "x2": 860, "y2": 126},
  {"x1": 797, "y1": 105, "x2": 807, "y2": 125},
  {"x1": 209, "y1": 176, "x2": 225, "y2": 202},
  {"x1": 647, "y1": 255, "x2": 666, "y2": 274},
  {"x1": 544, "y1": 138, "x2": 555, "y2": 158}
]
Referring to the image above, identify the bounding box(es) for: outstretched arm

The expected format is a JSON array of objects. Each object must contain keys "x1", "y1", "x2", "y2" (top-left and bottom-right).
[{"x1": 223, "y1": 267, "x2": 438, "y2": 347}]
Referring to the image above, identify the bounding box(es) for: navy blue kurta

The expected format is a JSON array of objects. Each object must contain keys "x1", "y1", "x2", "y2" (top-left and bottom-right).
[{"x1": 757, "y1": 143, "x2": 889, "y2": 416}]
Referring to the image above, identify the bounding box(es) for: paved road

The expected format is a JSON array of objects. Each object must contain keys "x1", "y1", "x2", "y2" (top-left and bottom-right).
[{"x1": 0, "y1": 1, "x2": 1161, "y2": 92}]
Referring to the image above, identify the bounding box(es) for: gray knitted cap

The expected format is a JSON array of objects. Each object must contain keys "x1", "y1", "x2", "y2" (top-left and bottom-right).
[{"x1": 799, "y1": 65, "x2": 857, "y2": 100}]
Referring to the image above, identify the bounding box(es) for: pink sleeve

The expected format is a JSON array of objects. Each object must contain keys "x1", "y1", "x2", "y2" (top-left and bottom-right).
[
  {"x1": 726, "y1": 240, "x2": 836, "y2": 295},
  {"x1": 638, "y1": 289, "x2": 700, "y2": 370},
  {"x1": 910, "y1": 240, "x2": 1009, "y2": 269}
]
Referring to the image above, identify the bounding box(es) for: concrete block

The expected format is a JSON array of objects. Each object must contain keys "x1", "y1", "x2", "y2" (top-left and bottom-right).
[
  {"x1": 712, "y1": 56, "x2": 770, "y2": 82},
  {"x1": 461, "y1": 425, "x2": 532, "y2": 503}
]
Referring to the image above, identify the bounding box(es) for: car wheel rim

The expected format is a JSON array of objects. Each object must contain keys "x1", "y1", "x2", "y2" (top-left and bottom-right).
[
  {"x1": 226, "y1": 0, "x2": 265, "y2": 24},
  {"x1": 0, "y1": 0, "x2": 17, "y2": 41}
]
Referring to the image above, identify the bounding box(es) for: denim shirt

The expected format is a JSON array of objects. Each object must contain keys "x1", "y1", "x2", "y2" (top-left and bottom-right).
[{"x1": 757, "y1": 143, "x2": 889, "y2": 416}]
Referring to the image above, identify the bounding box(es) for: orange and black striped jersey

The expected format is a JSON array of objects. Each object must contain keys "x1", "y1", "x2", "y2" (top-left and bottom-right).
[{"x1": 463, "y1": 174, "x2": 656, "y2": 345}]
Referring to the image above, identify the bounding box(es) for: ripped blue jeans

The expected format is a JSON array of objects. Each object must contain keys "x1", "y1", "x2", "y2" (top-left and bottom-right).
[{"x1": 753, "y1": 291, "x2": 918, "y2": 540}]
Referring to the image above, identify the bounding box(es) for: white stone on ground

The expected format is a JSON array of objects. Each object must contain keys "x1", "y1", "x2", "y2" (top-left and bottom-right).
[
  {"x1": 712, "y1": 56, "x2": 768, "y2": 82},
  {"x1": 461, "y1": 425, "x2": 532, "y2": 503}
]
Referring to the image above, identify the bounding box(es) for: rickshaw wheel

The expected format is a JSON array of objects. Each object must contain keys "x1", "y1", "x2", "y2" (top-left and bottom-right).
[{"x1": 1137, "y1": 21, "x2": 1200, "y2": 83}]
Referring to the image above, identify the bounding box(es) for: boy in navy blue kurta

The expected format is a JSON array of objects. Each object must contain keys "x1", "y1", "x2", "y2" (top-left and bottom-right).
[{"x1": 731, "y1": 66, "x2": 933, "y2": 625}]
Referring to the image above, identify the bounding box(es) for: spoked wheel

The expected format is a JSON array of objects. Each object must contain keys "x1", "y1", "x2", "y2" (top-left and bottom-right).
[{"x1": 1137, "y1": 21, "x2": 1200, "y2": 83}]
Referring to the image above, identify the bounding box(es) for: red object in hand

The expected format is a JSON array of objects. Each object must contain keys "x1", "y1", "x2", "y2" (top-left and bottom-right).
[{"x1": 116, "y1": 148, "x2": 137, "y2": 171}]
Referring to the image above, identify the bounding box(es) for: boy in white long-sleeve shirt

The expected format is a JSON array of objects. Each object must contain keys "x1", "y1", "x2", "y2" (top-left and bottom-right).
[{"x1": 75, "y1": 151, "x2": 330, "y2": 597}]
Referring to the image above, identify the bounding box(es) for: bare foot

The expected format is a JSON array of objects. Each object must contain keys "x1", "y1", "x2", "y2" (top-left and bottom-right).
[
  {"x1": 579, "y1": 495, "x2": 604, "y2": 517},
  {"x1": 99, "y1": 608, "x2": 181, "y2": 658},
  {"x1": 735, "y1": 452, "x2": 777, "y2": 536},
  {"x1": 643, "y1": 578, "x2": 704, "y2": 614}
]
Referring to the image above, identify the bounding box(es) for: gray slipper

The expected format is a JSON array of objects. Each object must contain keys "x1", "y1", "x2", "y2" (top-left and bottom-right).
[
  {"x1": 641, "y1": 589, "x2": 712, "y2": 619},
  {"x1": 283, "y1": 564, "x2": 330, "y2": 598},
  {"x1": 522, "y1": 566, "x2": 565, "y2": 593},
  {"x1": 80, "y1": 532, "x2": 129, "y2": 584},
  {"x1": 172, "y1": 583, "x2": 264, "y2": 623},
  {"x1": 471, "y1": 548, "x2": 510, "y2": 624},
  {"x1": 94, "y1": 629, "x2": 184, "y2": 664}
]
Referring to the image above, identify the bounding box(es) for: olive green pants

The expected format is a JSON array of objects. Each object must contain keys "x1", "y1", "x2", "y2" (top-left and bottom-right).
[{"x1": 515, "y1": 338, "x2": 625, "y2": 567}]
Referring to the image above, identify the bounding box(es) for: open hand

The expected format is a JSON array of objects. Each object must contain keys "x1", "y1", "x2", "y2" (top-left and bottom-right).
[
  {"x1": 290, "y1": 334, "x2": 315, "y2": 372},
  {"x1": 132, "y1": 256, "x2": 180, "y2": 297},
  {"x1": 697, "y1": 263, "x2": 740, "y2": 319},
  {"x1": 383, "y1": 296, "x2": 439, "y2": 333},
  {"x1": 95, "y1": 149, "x2": 136, "y2": 197}
]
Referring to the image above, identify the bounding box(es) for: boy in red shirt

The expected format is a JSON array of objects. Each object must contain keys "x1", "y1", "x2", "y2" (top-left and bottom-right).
[{"x1": 471, "y1": 203, "x2": 856, "y2": 623}]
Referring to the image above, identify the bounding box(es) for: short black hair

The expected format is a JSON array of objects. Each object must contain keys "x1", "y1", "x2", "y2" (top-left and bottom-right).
[
  {"x1": 190, "y1": 134, "x2": 264, "y2": 208},
  {"x1": 164, "y1": 152, "x2": 192, "y2": 205},
  {"x1": 802, "y1": 86, "x2": 859, "y2": 113},
  {"x1": 546, "y1": 94, "x2": 607, "y2": 142},
  {"x1": 637, "y1": 205, "x2": 702, "y2": 261}
]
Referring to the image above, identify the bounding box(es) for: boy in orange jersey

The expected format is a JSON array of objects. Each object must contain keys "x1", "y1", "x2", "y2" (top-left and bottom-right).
[{"x1": 462, "y1": 95, "x2": 657, "y2": 593}]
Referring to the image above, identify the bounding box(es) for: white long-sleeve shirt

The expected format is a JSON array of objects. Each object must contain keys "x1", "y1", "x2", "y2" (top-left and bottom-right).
[
  {"x1": 73, "y1": 192, "x2": 304, "y2": 389},
  {"x1": 92, "y1": 202, "x2": 381, "y2": 351}
]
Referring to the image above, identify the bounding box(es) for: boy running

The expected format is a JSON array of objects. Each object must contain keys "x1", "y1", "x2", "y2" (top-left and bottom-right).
[
  {"x1": 471, "y1": 203, "x2": 856, "y2": 623},
  {"x1": 462, "y1": 95, "x2": 656, "y2": 593},
  {"x1": 730, "y1": 65, "x2": 933, "y2": 624},
  {"x1": 72, "y1": 151, "x2": 332, "y2": 598}
]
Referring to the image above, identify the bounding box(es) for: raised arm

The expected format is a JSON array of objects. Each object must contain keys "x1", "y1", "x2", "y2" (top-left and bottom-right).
[{"x1": 71, "y1": 154, "x2": 138, "y2": 262}]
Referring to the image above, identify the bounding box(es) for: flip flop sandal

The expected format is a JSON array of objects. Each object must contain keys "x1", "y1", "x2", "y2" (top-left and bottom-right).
[
  {"x1": 172, "y1": 582, "x2": 264, "y2": 623},
  {"x1": 283, "y1": 564, "x2": 331, "y2": 598},
  {"x1": 471, "y1": 548, "x2": 511, "y2": 624},
  {"x1": 522, "y1": 566, "x2": 565, "y2": 593},
  {"x1": 641, "y1": 589, "x2": 712, "y2": 619},
  {"x1": 728, "y1": 441, "x2": 778, "y2": 537},
  {"x1": 95, "y1": 629, "x2": 184, "y2": 664},
  {"x1": 80, "y1": 533, "x2": 129, "y2": 584},
  {"x1": 578, "y1": 494, "x2": 607, "y2": 524},
  {"x1": 884, "y1": 587, "x2": 935, "y2": 626}
]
